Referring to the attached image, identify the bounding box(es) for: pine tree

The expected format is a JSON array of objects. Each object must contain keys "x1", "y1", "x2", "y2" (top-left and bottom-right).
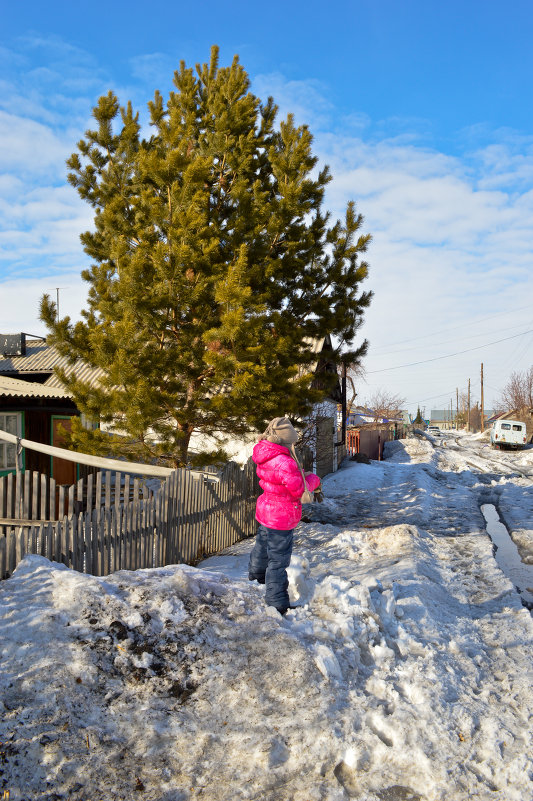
[{"x1": 41, "y1": 47, "x2": 372, "y2": 467}]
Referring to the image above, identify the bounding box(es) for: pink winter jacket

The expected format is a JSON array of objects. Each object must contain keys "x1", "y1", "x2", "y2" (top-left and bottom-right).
[{"x1": 253, "y1": 440, "x2": 321, "y2": 530}]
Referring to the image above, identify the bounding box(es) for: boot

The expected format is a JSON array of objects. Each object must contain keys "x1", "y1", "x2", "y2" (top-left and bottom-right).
[{"x1": 276, "y1": 604, "x2": 298, "y2": 615}]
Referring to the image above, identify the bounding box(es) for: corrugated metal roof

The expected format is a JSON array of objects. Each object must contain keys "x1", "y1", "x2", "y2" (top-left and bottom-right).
[
  {"x1": 43, "y1": 364, "x2": 105, "y2": 389},
  {"x1": 0, "y1": 376, "x2": 70, "y2": 399},
  {"x1": 0, "y1": 339, "x2": 105, "y2": 388}
]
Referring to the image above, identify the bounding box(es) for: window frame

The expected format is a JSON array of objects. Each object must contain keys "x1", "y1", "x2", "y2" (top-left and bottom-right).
[{"x1": 0, "y1": 411, "x2": 24, "y2": 474}]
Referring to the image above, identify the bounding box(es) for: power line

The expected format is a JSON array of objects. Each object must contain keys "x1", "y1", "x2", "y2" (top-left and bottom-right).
[
  {"x1": 369, "y1": 305, "x2": 533, "y2": 353},
  {"x1": 367, "y1": 328, "x2": 533, "y2": 374},
  {"x1": 407, "y1": 388, "x2": 458, "y2": 404},
  {"x1": 506, "y1": 325, "x2": 533, "y2": 366},
  {"x1": 371, "y1": 319, "x2": 532, "y2": 358}
]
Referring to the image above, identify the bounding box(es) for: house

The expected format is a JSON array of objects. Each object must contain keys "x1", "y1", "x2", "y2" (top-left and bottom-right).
[
  {"x1": 302, "y1": 335, "x2": 345, "y2": 475},
  {"x1": 345, "y1": 406, "x2": 407, "y2": 427},
  {"x1": 430, "y1": 409, "x2": 496, "y2": 431},
  {"x1": 1, "y1": 331, "x2": 349, "y2": 479},
  {"x1": 429, "y1": 410, "x2": 457, "y2": 430},
  {"x1": 487, "y1": 409, "x2": 533, "y2": 442},
  {"x1": 0, "y1": 333, "x2": 104, "y2": 479},
  {"x1": 0, "y1": 373, "x2": 77, "y2": 480},
  {"x1": 400, "y1": 410, "x2": 412, "y2": 426},
  {"x1": 345, "y1": 411, "x2": 373, "y2": 427},
  {"x1": 345, "y1": 406, "x2": 375, "y2": 426}
]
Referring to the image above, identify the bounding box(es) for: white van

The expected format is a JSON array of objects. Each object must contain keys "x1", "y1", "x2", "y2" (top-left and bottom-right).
[{"x1": 490, "y1": 419, "x2": 528, "y2": 449}]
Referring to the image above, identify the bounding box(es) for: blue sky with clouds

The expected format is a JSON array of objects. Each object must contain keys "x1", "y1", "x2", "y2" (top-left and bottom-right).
[{"x1": 1, "y1": 0, "x2": 532, "y2": 414}]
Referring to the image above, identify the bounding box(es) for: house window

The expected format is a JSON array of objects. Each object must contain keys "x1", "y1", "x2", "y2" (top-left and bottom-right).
[
  {"x1": 80, "y1": 413, "x2": 99, "y2": 431},
  {"x1": 0, "y1": 412, "x2": 22, "y2": 471}
]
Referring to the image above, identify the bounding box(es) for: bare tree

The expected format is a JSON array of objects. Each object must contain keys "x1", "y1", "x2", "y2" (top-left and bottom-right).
[
  {"x1": 470, "y1": 402, "x2": 482, "y2": 432},
  {"x1": 498, "y1": 366, "x2": 533, "y2": 412},
  {"x1": 365, "y1": 389, "x2": 406, "y2": 422},
  {"x1": 455, "y1": 390, "x2": 469, "y2": 428},
  {"x1": 455, "y1": 389, "x2": 481, "y2": 429},
  {"x1": 346, "y1": 364, "x2": 366, "y2": 416}
]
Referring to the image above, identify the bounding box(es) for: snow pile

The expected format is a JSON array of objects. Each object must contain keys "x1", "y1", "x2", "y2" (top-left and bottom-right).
[
  {"x1": 1, "y1": 435, "x2": 533, "y2": 800},
  {"x1": 435, "y1": 431, "x2": 533, "y2": 565}
]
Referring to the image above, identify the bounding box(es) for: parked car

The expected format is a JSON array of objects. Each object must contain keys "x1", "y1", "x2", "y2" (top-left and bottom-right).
[
  {"x1": 490, "y1": 419, "x2": 527, "y2": 449},
  {"x1": 427, "y1": 426, "x2": 441, "y2": 437}
]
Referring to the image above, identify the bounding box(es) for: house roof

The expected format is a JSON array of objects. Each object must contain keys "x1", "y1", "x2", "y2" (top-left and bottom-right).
[
  {"x1": 0, "y1": 338, "x2": 104, "y2": 388},
  {"x1": 347, "y1": 407, "x2": 403, "y2": 425},
  {"x1": 347, "y1": 413, "x2": 371, "y2": 426},
  {"x1": 487, "y1": 409, "x2": 531, "y2": 423},
  {"x1": 299, "y1": 336, "x2": 332, "y2": 372},
  {"x1": 0, "y1": 375, "x2": 70, "y2": 400},
  {"x1": 297, "y1": 335, "x2": 342, "y2": 402}
]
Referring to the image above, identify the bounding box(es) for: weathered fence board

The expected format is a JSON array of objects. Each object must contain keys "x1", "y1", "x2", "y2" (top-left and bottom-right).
[{"x1": 1, "y1": 458, "x2": 262, "y2": 580}]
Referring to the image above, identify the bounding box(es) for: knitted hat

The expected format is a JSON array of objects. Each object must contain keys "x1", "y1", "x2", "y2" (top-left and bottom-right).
[{"x1": 263, "y1": 416, "x2": 299, "y2": 447}]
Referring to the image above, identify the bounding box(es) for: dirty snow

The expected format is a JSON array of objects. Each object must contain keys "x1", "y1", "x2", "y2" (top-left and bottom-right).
[{"x1": 1, "y1": 431, "x2": 533, "y2": 801}]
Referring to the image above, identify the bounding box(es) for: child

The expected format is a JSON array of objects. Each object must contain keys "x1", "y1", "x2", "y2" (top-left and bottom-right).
[{"x1": 248, "y1": 417, "x2": 321, "y2": 615}]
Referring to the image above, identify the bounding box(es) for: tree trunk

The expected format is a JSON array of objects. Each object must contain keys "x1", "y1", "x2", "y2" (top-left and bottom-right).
[{"x1": 173, "y1": 425, "x2": 194, "y2": 467}]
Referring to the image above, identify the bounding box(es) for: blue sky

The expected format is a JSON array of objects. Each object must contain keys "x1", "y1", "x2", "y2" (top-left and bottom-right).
[{"x1": 1, "y1": 0, "x2": 532, "y2": 415}]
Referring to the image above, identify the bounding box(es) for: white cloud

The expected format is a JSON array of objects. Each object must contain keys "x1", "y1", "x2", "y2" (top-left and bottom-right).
[
  {"x1": 0, "y1": 273, "x2": 87, "y2": 336},
  {"x1": 0, "y1": 110, "x2": 72, "y2": 175},
  {"x1": 129, "y1": 52, "x2": 177, "y2": 88},
  {"x1": 303, "y1": 121, "x2": 533, "y2": 411},
  {"x1": 0, "y1": 179, "x2": 92, "y2": 277},
  {"x1": 252, "y1": 72, "x2": 334, "y2": 130}
]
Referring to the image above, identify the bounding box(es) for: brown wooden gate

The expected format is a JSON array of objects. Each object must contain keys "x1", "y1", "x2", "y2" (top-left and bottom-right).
[{"x1": 51, "y1": 417, "x2": 77, "y2": 486}]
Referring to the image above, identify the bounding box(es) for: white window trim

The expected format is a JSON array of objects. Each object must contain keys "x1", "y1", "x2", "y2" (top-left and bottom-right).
[{"x1": 0, "y1": 412, "x2": 23, "y2": 471}]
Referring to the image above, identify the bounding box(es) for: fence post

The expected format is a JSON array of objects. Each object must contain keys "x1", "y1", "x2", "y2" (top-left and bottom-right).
[{"x1": 0, "y1": 535, "x2": 6, "y2": 579}]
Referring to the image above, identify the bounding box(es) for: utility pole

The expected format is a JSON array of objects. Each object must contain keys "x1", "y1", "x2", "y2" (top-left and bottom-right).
[
  {"x1": 341, "y1": 362, "x2": 347, "y2": 448},
  {"x1": 456, "y1": 388, "x2": 459, "y2": 430},
  {"x1": 467, "y1": 378, "x2": 471, "y2": 432},
  {"x1": 50, "y1": 287, "x2": 68, "y2": 323},
  {"x1": 480, "y1": 363, "x2": 484, "y2": 433}
]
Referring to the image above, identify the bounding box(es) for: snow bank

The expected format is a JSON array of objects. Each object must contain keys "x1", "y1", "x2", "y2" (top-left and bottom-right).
[{"x1": 1, "y1": 436, "x2": 532, "y2": 800}]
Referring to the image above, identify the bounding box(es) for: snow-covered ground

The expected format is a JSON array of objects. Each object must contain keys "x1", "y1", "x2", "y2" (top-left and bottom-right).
[{"x1": 1, "y1": 432, "x2": 533, "y2": 801}]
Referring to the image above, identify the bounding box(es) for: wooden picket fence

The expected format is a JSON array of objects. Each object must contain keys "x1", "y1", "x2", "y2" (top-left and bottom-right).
[
  {"x1": 0, "y1": 460, "x2": 260, "y2": 580},
  {"x1": 0, "y1": 468, "x2": 161, "y2": 523}
]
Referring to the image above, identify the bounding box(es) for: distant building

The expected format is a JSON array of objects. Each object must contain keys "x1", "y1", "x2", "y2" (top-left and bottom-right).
[
  {"x1": 345, "y1": 406, "x2": 408, "y2": 427},
  {"x1": 430, "y1": 409, "x2": 495, "y2": 430},
  {"x1": 429, "y1": 410, "x2": 456, "y2": 429},
  {"x1": 487, "y1": 409, "x2": 533, "y2": 441}
]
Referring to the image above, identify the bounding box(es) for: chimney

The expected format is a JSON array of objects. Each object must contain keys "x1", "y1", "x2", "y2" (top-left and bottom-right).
[{"x1": 0, "y1": 333, "x2": 27, "y2": 357}]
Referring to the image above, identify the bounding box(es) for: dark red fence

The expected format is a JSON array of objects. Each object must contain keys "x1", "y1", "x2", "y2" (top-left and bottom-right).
[{"x1": 346, "y1": 426, "x2": 395, "y2": 461}]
